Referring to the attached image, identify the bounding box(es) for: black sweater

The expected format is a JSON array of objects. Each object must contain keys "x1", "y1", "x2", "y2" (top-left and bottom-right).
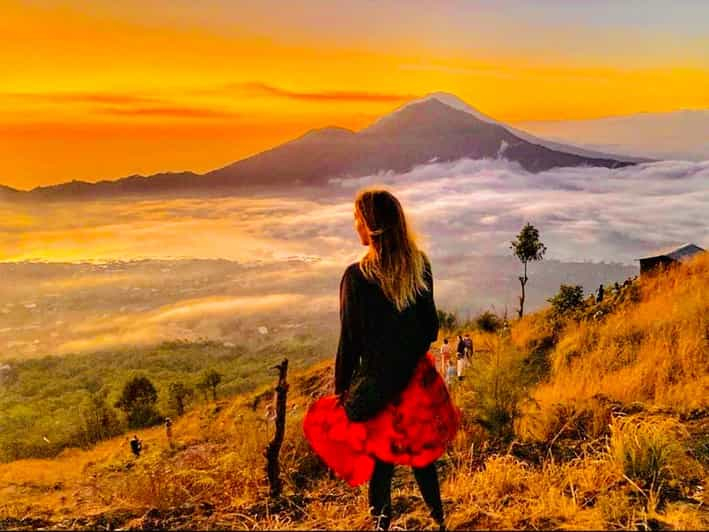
[{"x1": 334, "y1": 257, "x2": 439, "y2": 421}]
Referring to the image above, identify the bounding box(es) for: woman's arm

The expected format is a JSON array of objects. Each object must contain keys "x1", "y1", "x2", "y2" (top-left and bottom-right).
[
  {"x1": 423, "y1": 255, "x2": 439, "y2": 344},
  {"x1": 334, "y1": 266, "x2": 362, "y2": 394}
]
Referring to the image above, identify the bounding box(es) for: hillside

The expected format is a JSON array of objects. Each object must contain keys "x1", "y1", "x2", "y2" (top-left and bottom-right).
[{"x1": 0, "y1": 254, "x2": 706, "y2": 530}]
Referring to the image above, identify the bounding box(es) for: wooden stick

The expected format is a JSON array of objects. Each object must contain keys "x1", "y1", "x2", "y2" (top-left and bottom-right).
[{"x1": 265, "y1": 358, "x2": 288, "y2": 498}]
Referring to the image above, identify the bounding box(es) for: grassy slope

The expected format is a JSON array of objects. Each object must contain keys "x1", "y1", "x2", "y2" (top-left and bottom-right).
[
  {"x1": 0, "y1": 334, "x2": 334, "y2": 462},
  {"x1": 0, "y1": 254, "x2": 707, "y2": 530}
]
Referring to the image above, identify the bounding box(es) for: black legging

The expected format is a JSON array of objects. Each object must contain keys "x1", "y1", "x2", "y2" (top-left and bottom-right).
[{"x1": 369, "y1": 459, "x2": 444, "y2": 530}]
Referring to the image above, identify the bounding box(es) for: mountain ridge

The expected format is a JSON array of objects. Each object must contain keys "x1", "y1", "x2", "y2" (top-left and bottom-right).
[{"x1": 3, "y1": 93, "x2": 638, "y2": 200}]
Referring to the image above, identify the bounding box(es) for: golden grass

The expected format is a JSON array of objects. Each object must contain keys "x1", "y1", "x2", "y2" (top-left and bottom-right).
[
  {"x1": 520, "y1": 253, "x2": 709, "y2": 443},
  {"x1": 0, "y1": 256, "x2": 707, "y2": 529}
]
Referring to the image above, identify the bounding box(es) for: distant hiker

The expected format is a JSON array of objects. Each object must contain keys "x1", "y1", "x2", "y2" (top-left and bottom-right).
[
  {"x1": 463, "y1": 334, "x2": 473, "y2": 361},
  {"x1": 303, "y1": 189, "x2": 459, "y2": 531},
  {"x1": 613, "y1": 281, "x2": 621, "y2": 298},
  {"x1": 164, "y1": 417, "x2": 173, "y2": 444},
  {"x1": 445, "y1": 358, "x2": 456, "y2": 388},
  {"x1": 439, "y1": 338, "x2": 451, "y2": 374},
  {"x1": 456, "y1": 335, "x2": 466, "y2": 380},
  {"x1": 130, "y1": 435, "x2": 142, "y2": 457},
  {"x1": 596, "y1": 284, "x2": 604, "y2": 303}
]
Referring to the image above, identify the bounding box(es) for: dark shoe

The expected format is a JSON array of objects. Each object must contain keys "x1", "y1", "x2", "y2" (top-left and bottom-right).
[
  {"x1": 429, "y1": 508, "x2": 445, "y2": 531},
  {"x1": 372, "y1": 514, "x2": 390, "y2": 530},
  {"x1": 370, "y1": 505, "x2": 391, "y2": 530}
]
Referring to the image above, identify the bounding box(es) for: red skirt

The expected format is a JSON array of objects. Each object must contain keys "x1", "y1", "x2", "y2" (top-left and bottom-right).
[{"x1": 303, "y1": 353, "x2": 460, "y2": 486}]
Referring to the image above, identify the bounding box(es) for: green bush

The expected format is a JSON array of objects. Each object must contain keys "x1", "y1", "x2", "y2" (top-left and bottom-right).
[
  {"x1": 115, "y1": 375, "x2": 162, "y2": 429},
  {"x1": 475, "y1": 311, "x2": 502, "y2": 333},
  {"x1": 437, "y1": 309, "x2": 459, "y2": 331},
  {"x1": 78, "y1": 393, "x2": 123, "y2": 446},
  {"x1": 548, "y1": 284, "x2": 585, "y2": 317}
]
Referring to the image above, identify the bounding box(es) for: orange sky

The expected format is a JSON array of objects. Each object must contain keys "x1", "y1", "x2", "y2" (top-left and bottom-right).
[{"x1": 1, "y1": 0, "x2": 708, "y2": 189}]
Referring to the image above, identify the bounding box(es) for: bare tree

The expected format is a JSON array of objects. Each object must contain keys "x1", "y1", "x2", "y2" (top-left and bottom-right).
[{"x1": 265, "y1": 359, "x2": 288, "y2": 498}]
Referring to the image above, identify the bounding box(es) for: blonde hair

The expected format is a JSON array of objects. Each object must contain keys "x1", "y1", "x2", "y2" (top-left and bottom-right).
[{"x1": 354, "y1": 188, "x2": 429, "y2": 311}]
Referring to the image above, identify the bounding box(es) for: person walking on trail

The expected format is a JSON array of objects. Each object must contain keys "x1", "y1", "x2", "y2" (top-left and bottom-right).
[
  {"x1": 445, "y1": 358, "x2": 457, "y2": 388},
  {"x1": 463, "y1": 334, "x2": 473, "y2": 362},
  {"x1": 129, "y1": 435, "x2": 142, "y2": 457},
  {"x1": 596, "y1": 284, "x2": 604, "y2": 303},
  {"x1": 164, "y1": 417, "x2": 173, "y2": 445},
  {"x1": 303, "y1": 189, "x2": 459, "y2": 531},
  {"x1": 439, "y1": 338, "x2": 451, "y2": 374},
  {"x1": 456, "y1": 335, "x2": 466, "y2": 380}
]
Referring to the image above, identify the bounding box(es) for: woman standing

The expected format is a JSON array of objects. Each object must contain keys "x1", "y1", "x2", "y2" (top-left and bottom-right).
[{"x1": 304, "y1": 189, "x2": 459, "y2": 530}]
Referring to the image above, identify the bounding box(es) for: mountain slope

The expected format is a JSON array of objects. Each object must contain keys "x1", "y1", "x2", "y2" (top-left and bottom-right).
[
  {"x1": 0, "y1": 184, "x2": 24, "y2": 200},
  {"x1": 11, "y1": 94, "x2": 637, "y2": 200},
  {"x1": 0, "y1": 253, "x2": 706, "y2": 530},
  {"x1": 414, "y1": 92, "x2": 649, "y2": 163}
]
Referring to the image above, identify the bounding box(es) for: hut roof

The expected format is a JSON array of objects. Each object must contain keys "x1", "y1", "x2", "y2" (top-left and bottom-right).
[{"x1": 637, "y1": 243, "x2": 705, "y2": 262}]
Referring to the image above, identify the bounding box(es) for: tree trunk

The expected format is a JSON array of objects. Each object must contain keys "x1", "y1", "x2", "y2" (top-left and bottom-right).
[
  {"x1": 517, "y1": 261, "x2": 528, "y2": 318},
  {"x1": 265, "y1": 358, "x2": 288, "y2": 498}
]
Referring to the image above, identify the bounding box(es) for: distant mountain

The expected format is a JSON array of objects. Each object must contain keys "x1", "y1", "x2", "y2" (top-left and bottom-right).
[
  {"x1": 6, "y1": 93, "x2": 637, "y2": 201},
  {"x1": 0, "y1": 185, "x2": 22, "y2": 200},
  {"x1": 419, "y1": 92, "x2": 649, "y2": 163},
  {"x1": 517, "y1": 108, "x2": 709, "y2": 162}
]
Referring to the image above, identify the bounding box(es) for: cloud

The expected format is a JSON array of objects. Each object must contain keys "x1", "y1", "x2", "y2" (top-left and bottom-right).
[
  {"x1": 147, "y1": 294, "x2": 305, "y2": 323},
  {"x1": 4, "y1": 91, "x2": 161, "y2": 105},
  {"x1": 234, "y1": 82, "x2": 417, "y2": 103},
  {"x1": 97, "y1": 106, "x2": 237, "y2": 119},
  {"x1": 2, "y1": 158, "x2": 707, "y2": 266},
  {"x1": 398, "y1": 63, "x2": 519, "y2": 80},
  {"x1": 330, "y1": 158, "x2": 709, "y2": 262}
]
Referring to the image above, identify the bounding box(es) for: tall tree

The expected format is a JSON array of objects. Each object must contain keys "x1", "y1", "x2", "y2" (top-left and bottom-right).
[
  {"x1": 168, "y1": 382, "x2": 193, "y2": 416},
  {"x1": 510, "y1": 223, "x2": 547, "y2": 318},
  {"x1": 115, "y1": 375, "x2": 161, "y2": 428}
]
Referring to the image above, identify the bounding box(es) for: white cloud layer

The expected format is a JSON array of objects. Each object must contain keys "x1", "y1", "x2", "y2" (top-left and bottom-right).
[
  {"x1": 2, "y1": 158, "x2": 708, "y2": 266},
  {"x1": 3, "y1": 157, "x2": 706, "y2": 356}
]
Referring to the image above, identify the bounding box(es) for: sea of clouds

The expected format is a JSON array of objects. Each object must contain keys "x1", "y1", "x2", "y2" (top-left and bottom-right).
[
  {"x1": 330, "y1": 158, "x2": 709, "y2": 264},
  {"x1": 1, "y1": 158, "x2": 706, "y2": 356},
  {"x1": 2, "y1": 158, "x2": 707, "y2": 265}
]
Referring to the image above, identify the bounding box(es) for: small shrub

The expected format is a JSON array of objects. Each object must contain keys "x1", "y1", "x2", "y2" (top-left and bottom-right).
[
  {"x1": 458, "y1": 339, "x2": 534, "y2": 441},
  {"x1": 608, "y1": 417, "x2": 686, "y2": 489},
  {"x1": 548, "y1": 285, "x2": 586, "y2": 318}
]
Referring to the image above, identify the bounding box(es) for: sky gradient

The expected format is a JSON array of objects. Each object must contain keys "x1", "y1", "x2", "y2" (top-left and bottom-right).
[{"x1": 2, "y1": 0, "x2": 708, "y2": 189}]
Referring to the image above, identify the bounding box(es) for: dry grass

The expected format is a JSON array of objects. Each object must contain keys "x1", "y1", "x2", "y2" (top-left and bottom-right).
[
  {"x1": 0, "y1": 256, "x2": 707, "y2": 529},
  {"x1": 520, "y1": 253, "x2": 709, "y2": 443}
]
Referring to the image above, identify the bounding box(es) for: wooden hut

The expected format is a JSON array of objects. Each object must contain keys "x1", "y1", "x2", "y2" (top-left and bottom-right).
[{"x1": 637, "y1": 243, "x2": 705, "y2": 277}]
